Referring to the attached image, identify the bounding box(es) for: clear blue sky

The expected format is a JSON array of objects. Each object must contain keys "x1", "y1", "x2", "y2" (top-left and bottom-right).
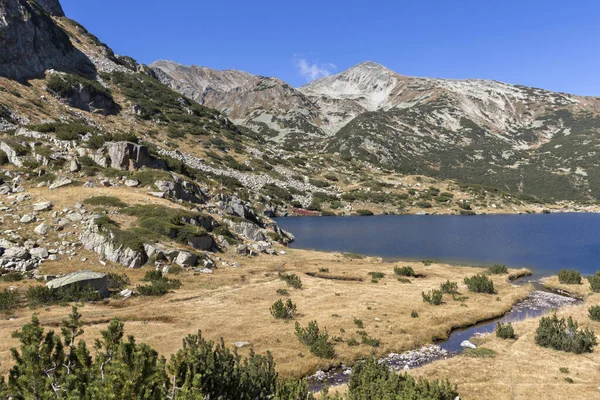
[{"x1": 61, "y1": 0, "x2": 599, "y2": 95}]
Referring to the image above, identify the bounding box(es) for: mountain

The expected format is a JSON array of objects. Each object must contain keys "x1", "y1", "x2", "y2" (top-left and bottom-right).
[
  {"x1": 154, "y1": 60, "x2": 600, "y2": 200},
  {"x1": 151, "y1": 61, "x2": 327, "y2": 143}
]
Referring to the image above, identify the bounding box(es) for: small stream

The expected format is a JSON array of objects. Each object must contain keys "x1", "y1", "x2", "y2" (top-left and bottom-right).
[{"x1": 308, "y1": 285, "x2": 580, "y2": 391}]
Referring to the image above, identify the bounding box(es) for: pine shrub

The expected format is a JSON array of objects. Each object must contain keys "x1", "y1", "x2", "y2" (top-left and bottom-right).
[
  {"x1": 495, "y1": 322, "x2": 516, "y2": 339},
  {"x1": 279, "y1": 272, "x2": 303, "y2": 289},
  {"x1": 589, "y1": 305, "x2": 600, "y2": 322},
  {"x1": 422, "y1": 289, "x2": 443, "y2": 305},
  {"x1": 464, "y1": 274, "x2": 495, "y2": 294},
  {"x1": 535, "y1": 314, "x2": 597, "y2": 353},
  {"x1": 0, "y1": 289, "x2": 18, "y2": 310},
  {"x1": 558, "y1": 268, "x2": 582, "y2": 285},
  {"x1": 295, "y1": 321, "x2": 335, "y2": 359},
  {"x1": 486, "y1": 264, "x2": 508, "y2": 275},
  {"x1": 588, "y1": 271, "x2": 600, "y2": 292},
  {"x1": 270, "y1": 299, "x2": 297, "y2": 320},
  {"x1": 440, "y1": 280, "x2": 458, "y2": 294},
  {"x1": 394, "y1": 266, "x2": 415, "y2": 277}
]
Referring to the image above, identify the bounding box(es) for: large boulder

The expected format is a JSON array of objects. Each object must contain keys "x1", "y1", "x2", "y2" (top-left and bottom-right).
[
  {"x1": 154, "y1": 177, "x2": 206, "y2": 204},
  {"x1": 105, "y1": 141, "x2": 165, "y2": 171},
  {"x1": 223, "y1": 219, "x2": 266, "y2": 242},
  {"x1": 47, "y1": 271, "x2": 109, "y2": 298},
  {"x1": 0, "y1": 0, "x2": 95, "y2": 80},
  {"x1": 79, "y1": 221, "x2": 147, "y2": 268},
  {"x1": 0, "y1": 141, "x2": 24, "y2": 167},
  {"x1": 187, "y1": 234, "x2": 214, "y2": 251},
  {"x1": 217, "y1": 194, "x2": 259, "y2": 223}
]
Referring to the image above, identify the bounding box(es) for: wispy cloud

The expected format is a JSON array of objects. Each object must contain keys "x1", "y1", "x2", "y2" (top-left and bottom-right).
[{"x1": 294, "y1": 57, "x2": 337, "y2": 81}]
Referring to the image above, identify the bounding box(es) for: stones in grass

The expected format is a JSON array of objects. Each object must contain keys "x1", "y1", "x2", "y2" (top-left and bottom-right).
[{"x1": 33, "y1": 202, "x2": 53, "y2": 212}]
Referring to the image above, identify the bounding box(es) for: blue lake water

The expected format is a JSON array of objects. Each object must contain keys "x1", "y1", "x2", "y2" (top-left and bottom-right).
[{"x1": 276, "y1": 213, "x2": 600, "y2": 278}]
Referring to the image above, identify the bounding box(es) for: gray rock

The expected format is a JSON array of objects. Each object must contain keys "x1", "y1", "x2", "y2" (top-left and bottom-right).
[
  {"x1": 68, "y1": 159, "x2": 80, "y2": 172},
  {"x1": 187, "y1": 234, "x2": 214, "y2": 251},
  {"x1": 105, "y1": 141, "x2": 165, "y2": 171},
  {"x1": 119, "y1": 288, "x2": 133, "y2": 298},
  {"x1": 0, "y1": 141, "x2": 24, "y2": 167},
  {"x1": 232, "y1": 341, "x2": 250, "y2": 348},
  {"x1": 33, "y1": 202, "x2": 53, "y2": 211},
  {"x1": 154, "y1": 177, "x2": 206, "y2": 204},
  {"x1": 30, "y1": 247, "x2": 49, "y2": 259},
  {"x1": 46, "y1": 271, "x2": 109, "y2": 298},
  {"x1": 175, "y1": 251, "x2": 197, "y2": 267},
  {"x1": 3, "y1": 246, "x2": 29, "y2": 260},
  {"x1": 124, "y1": 179, "x2": 140, "y2": 187},
  {"x1": 79, "y1": 221, "x2": 147, "y2": 268},
  {"x1": 49, "y1": 177, "x2": 73, "y2": 190},
  {"x1": 224, "y1": 219, "x2": 266, "y2": 242},
  {"x1": 19, "y1": 214, "x2": 35, "y2": 223},
  {"x1": 460, "y1": 340, "x2": 477, "y2": 349}
]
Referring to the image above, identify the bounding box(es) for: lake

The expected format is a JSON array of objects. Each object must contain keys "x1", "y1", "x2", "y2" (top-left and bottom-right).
[{"x1": 276, "y1": 213, "x2": 600, "y2": 278}]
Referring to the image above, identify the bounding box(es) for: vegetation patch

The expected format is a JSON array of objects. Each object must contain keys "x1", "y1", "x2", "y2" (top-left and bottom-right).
[
  {"x1": 270, "y1": 299, "x2": 297, "y2": 320},
  {"x1": 496, "y1": 322, "x2": 516, "y2": 339},
  {"x1": 83, "y1": 196, "x2": 128, "y2": 208},
  {"x1": 486, "y1": 264, "x2": 508, "y2": 275},
  {"x1": 136, "y1": 270, "x2": 182, "y2": 296},
  {"x1": 588, "y1": 271, "x2": 600, "y2": 292},
  {"x1": 535, "y1": 314, "x2": 597, "y2": 354},
  {"x1": 394, "y1": 266, "x2": 415, "y2": 277},
  {"x1": 440, "y1": 280, "x2": 458, "y2": 294},
  {"x1": 589, "y1": 305, "x2": 600, "y2": 322},
  {"x1": 558, "y1": 269, "x2": 582, "y2": 285},
  {"x1": 464, "y1": 274, "x2": 495, "y2": 294},
  {"x1": 0, "y1": 289, "x2": 19, "y2": 311},
  {"x1": 295, "y1": 320, "x2": 335, "y2": 359},
  {"x1": 422, "y1": 289, "x2": 443, "y2": 305},
  {"x1": 25, "y1": 285, "x2": 101, "y2": 307},
  {"x1": 279, "y1": 272, "x2": 303, "y2": 289},
  {"x1": 463, "y1": 347, "x2": 496, "y2": 359}
]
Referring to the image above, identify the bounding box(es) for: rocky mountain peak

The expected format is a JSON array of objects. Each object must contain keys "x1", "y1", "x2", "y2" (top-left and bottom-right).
[{"x1": 35, "y1": 0, "x2": 65, "y2": 16}]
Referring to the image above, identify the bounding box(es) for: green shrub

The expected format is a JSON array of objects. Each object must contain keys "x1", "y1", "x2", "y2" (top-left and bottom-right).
[
  {"x1": 276, "y1": 289, "x2": 289, "y2": 296},
  {"x1": 26, "y1": 285, "x2": 101, "y2": 307},
  {"x1": 535, "y1": 314, "x2": 597, "y2": 353},
  {"x1": 558, "y1": 269, "x2": 582, "y2": 285},
  {"x1": 106, "y1": 273, "x2": 130, "y2": 292},
  {"x1": 278, "y1": 272, "x2": 302, "y2": 289},
  {"x1": 345, "y1": 358, "x2": 458, "y2": 399},
  {"x1": 0, "y1": 272, "x2": 24, "y2": 282},
  {"x1": 464, "y1": 274, "x2": 495, "y2": 294},
  {"x1": 422, "y1": 289, "x2": 443, "y2": 305},
  {"x1": 360, "y1": 333, "x2": 380, "y2": 347},
  {"x1": 368, "y1": 272, "x2": 385, "y2": 279},
  {"x1": 137, "y1": 270, "x2": 181, "y2": 296},
  {"x1": 496, "y1": 322, "x2": 516, "y2": 339},
  {"x1": 589, "y1": 305, "x2": 600, "y2": 322},
  {"x1": 486, "y1": 264, "x2": 508, "y2": 275},
  {"x1": 417, "y1": 201, "x2": 432, "y2": 209},
  {"x1": 356, "y1": 209, "x2": 374, "y2": 216},
  {"x1": 440, "y1": 280, "x2": 458, "y2": 294},
  {"x1": 346, "y1": 337, "x2": 359, "y2": 346},
  {"x1": 411, "y1": 310, "x2": 419, "y2": 318},
  {"x1": 588, "y1": 271, "x2": 600, "y2": 292},
  {"x1": 398, "y1": 277, "x2": 411, "y2": 283},
  {"x1": 0, "y1": 150, "x2": 8, "y2": 165},
  {"x1": 353, "y1": 318, "x2": 364, "y2": 329},
  {"x1": 83, "y1": 196, "x2": 128, "y2": 208},
  {"x1": 295, "y1": 321, "x2": 335, "y2": 359},
  {"x1": 270, "y1": 299, "x2": 297, "y2": 320},
  {"x1": 0, "y1": 289, "x2": 19, "y2": 310},
  {"x1": 29, "y1": 122, "x2": 97, "y2": 141},
  {"x1": 394, "y1": 266, "x2": 415, "y2": 277},
  {"x1": 46, "y1": 73, "x2": 112, "y2": 102}
]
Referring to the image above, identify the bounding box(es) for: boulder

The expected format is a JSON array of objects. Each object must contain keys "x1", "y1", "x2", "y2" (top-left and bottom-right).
[
  {"x1": 460, "y1": 340, "x2": 477, "y2": 349},
  {"x1": 46, "y1": 271, "x2": 109, "y2": 298},
  {"x1": 124, "y1": 179, "x2": 140, "y2": 187},
  {"x1": 0, "y1": 141, "x2": 24, "y2": 167},
  {"x1": 187, "y1": 234, "x2": 214, "y2": 251},
  {"x1": 105, "y1": 142, "x2": 165, "y2": 171},
  {"x1": 30, "y1": 247, "x2": 49, "y2": 259},
  {"x1": 68, "y1": 159, "x2": 80, "y2": 172},
  {"x1": 224, "y1": 219, "x2": 266, "y2": 242},
  {"x1": 79, "y1": 221, "x2": 147, "y2": 268},
  {"x1": 49, "y1": 177, "x2": 72, "y2": 190},
  {"x1": 175, "y1": 251, "x2": 197, "y2": 267},
  {"x1": 33, "y1": 201, "x2": 53, "y2": 211},
  {"x1": 19, "y1": 214, "x2": 35, "y2": 223},
  {"x1": 154, "y1": 177, "x2": 206, "y2": 204},
  {"x1": 3, "y1": 246, "x2": 30, "y2": 260}
]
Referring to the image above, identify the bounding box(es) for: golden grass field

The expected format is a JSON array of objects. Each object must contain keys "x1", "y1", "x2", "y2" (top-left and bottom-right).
[{"x1": 0, "y1": 243, "x2": 529, "y2": 379}]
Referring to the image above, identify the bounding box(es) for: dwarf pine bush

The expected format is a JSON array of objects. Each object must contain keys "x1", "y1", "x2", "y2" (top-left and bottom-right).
[
  {"x1": 394, "y1": 266, "x2": 415, "y2": 277},
  {"x1": 422, "y1": 289, "x2": 443, "y2": 305},
  {"x1": 496, "y1": 322, "x2": 516, "y2": 339},
  {"x1": 295, "y1": 320, "x2": 335, "y2": 359},
  {"x1": 558, "y1": 268, "x2": 582, "y2": 284},
  {"x1": 486, "y1": 264, "x2": 508, "y2": 274},
  {"x1": 440, "y1": 280, "x2": 458, "y2": 294},
  {"x1": 535, "y1": 314, "x2": 597, "y2": 353},
  {"x1": 278, "y1": 272, "x2": 302, "y2": 289},
  {"x1": 588, "y1": 271, "x2": 600, "y2": 292},
  {"x1": 270, "y1": 299, "x2": 297, "y2": 320},
  {"x1": 464, "y1": 274, "x2": 495, "y2": 294},
  {"x1": 589, "y1": 305, "x2": 600, "y2": 322}
]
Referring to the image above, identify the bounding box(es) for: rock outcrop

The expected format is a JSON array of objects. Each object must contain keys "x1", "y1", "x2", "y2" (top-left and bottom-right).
[
  {"x1": 105, "y1": 141, "x2": 166, "y2": 171},
  {"x1": 79, "y1": 221, "x2": 147, "y2": 268},
  {"x1": 154, "y1": 177, "x2": 206, "y2": 204},
  {"x1": 0, "y1": 0, "x2": 95, "y2": 80}
]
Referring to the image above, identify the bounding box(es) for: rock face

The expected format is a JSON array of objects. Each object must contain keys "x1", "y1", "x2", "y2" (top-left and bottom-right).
[
  {"x1": 47, "y1": 270, "x2": 109, "y2": 298},
  {"x1": 35, "y1": 0, "x2": 65, "y2": 16},
  {"x1": 154, "y1": 177, "x2": 206, "y2": 204},
  {"x1": 105, "y1": 141, "x2": 166, "y2": 171},
  {"x1": 79, "y1": 222, "x2": 147, "y2": 268},
  {"x1": 0, "y1": 0, "x2": 94, "y2": 80},
  {"x1": 223, "y1": 219, "x2": 266, "y2": 242}
]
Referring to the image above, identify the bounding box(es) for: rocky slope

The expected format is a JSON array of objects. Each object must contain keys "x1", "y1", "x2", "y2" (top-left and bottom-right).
[{"x1": 154, "y1": 60, "x2": 600, "y2": 200}]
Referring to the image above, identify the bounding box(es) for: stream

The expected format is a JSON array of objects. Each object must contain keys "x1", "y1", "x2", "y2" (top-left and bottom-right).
[{"x1": 307, "y1": 285, "x2": 580, "y2": 391}]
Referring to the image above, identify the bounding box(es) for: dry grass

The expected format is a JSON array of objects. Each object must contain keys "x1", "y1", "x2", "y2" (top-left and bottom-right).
[
  {"x1": 0, "y1": 249, "x2": 529, "y2": 379},
  {"x1": 411, "y1": 294, "x2": 600, "y2": 400},
  {"x1": 543, "y1": 276, "x2": 594, "y2": 299}
]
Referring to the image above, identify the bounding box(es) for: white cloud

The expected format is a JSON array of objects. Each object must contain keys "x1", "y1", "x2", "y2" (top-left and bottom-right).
[{"x1": 294, "y1": 58, "x2": 337, "y2": 81}]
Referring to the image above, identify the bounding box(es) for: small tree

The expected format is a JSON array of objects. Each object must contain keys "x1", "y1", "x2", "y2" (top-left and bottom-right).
[
  {"x1": 588, "y1": 272, "x2": 600, "y2": 292},
  {"x1": 589, "y1": 305, "x2": 600, "y2": 322},
  {"x1": 295, "y1": 321, "x2": 335, "y2": 359},
  {"x1": 440, "y1": 280, "x2": 458, "y2": 294},
  {"x1": 535, "y1": 314, "x2": 597, "y2": 354}
]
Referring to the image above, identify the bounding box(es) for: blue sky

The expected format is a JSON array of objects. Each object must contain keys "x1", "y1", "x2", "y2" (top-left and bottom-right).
[{"x1": 60, "y1": 0, "x2": 599, "y2": 95}]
